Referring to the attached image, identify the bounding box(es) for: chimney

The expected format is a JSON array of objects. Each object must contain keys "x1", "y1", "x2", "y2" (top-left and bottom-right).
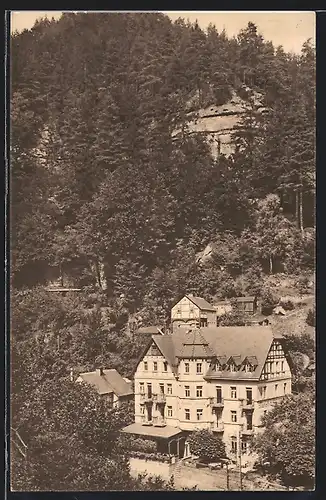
[
  {"x1": 97, "y1": 367, "x2": 104, "y2": 376},
  {"x1": 70, "y1": 368, "x2": 74, "y2": 382}
]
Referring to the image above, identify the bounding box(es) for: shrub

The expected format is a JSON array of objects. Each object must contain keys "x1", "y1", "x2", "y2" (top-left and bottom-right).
[
  {"x1": 118, "y1": 434, "x2": 157, "y2": 453},
  {"x1": 279, "y1": 300, "x2": 294, "y2": 311},
  {"x1": 260, "y1": 287, "x2": 279, "y2": 315},
  {"x1": 296, "y1": 276, "x2": 310, "y2": 295}
]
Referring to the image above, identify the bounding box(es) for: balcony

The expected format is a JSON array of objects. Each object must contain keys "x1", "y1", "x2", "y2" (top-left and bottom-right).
[
  {"x1": 210, "y1": 422, "x2": 224, "y2": 433},
  {"x1": 153, "y1": 393, "x2": 166, "y2": 404},
  {"x1": 240, "y1": 398, "x2": 255, "y2": 411},
  {"x1": 241, "y1": 428, "x2": 254, "y2": 436},
  {"x1": 141, "y1": 415, "x2": 153, "y2": 426},
  {"x1": 210, "y1": 397, "x2": 224, "y2": 408},
  {"x1": 153, "y1": 416, "x2": 167, "y2": 427},
  {"x1": 140, "y1": 393, "x2": 153, "y2": 403}
]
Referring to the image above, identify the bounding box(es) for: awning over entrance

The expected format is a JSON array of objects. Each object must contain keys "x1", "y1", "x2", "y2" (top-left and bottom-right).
[{"x1": 121, "y1": 423, "x2": 183, "y2": 439}]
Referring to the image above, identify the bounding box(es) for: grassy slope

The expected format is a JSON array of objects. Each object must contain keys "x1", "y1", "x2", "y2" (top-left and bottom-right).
[{"x1": 263, "y1": 274, "x2": 315, "y2": 339}]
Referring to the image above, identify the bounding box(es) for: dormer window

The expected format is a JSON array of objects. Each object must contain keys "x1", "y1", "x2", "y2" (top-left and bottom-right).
[{"x1": 229, "y1": 363, "x2": 236, "y2": 372}]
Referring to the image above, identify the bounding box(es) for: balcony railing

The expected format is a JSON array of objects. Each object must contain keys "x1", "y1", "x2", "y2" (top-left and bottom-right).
[
  {"x1": 241, "y1": 427, "x2": 254, "y2": 436},
  {"x1": 210, "y1": 422, "x2": 224, "y2": 433},
  {"x1": 210, "y1": 397, "x2": 224, "y2": 408},
  {"x1": 240, "y1": 398, "x2": 255, "y2": 410},
  {"x1": 141, "y1": 415, "x2": 153, "y2": 426},
  {"x1": 153, "y1": 416, "x2": 167, "y2": 427},
  {"x1": 140, "y1": 393, "x2": 153, "y2": 403},
  {"x1": 152, "y1": 393, "x2": 166, "y2": 404}
]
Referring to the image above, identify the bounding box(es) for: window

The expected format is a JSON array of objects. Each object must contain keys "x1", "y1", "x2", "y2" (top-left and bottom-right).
[
  {"x1": 229, "y1": 363, "x2": 236, "y2": 372},
  {"x1": 275, "y1": 384, "x2": 278, "y2": 394},
  {"x1": 185, "y1": 409, "x2": 190, "y2": 420},
  {"x1": 185, "y1": 386, "x2": 190, "y2": 397},
  {"x1": 167, "y1": 384, "x2": 172, "y2": 395},
  {"x1": 200, "y1": 318, "x2": 208, "y2": 327},
  {"x1": 216, "y1": 386, "x2": 222, "y2": 403},
  {"x1": 185, "y1": 362, "x2": 190, "y2": 373},
  {"x1": 167, "y1": 406, "x2": 173, "y2": 417},
  {"x1": 140, "y1": 405, "x2": 145, "y2": 415},
  {"x1": 139, "y1": 382, "x2": 145, "y2": 393},
  {"x1": 231, "y1": 410, "x2": 237, "y2": 423},
  {"x1": 159, "y1": 383, "x2": 164, "y2": 394},
  {"x1": 230, "y1": 386, "x2": 237, "y2": 399},
  {"x1": 153, "y1": 361, "x2": 158, "y2": 372},
  {"x1": 196, "y1": 386, "x2": 203, "y2": 398},
  {"x1": 283, "y1": 383, "x2": 287, "y2": 394},
  {"x1": 246, "y1": 388, "x2": 253, "y2": 404},
  {"x1": 163, "y1": 361, "x2": 168, "y2": 372},
  {"x1": 241, "y1": 440, "x2": 248, "y2": 453},
  {"x1": 196, "y1": 363, "x2": 202, "y2": 374},
  {"x1": 144, "y1": 361, "x2": 148, "y2": 371},
  {"x1": 276, "y1": 361, "x2": 280, "y2": 375},
  {"x1": 231, "y1": 439, "x2": 237, "y2": 453},
  {"x1": 262, "y1": 386, "x2": 267, "y2": 398},
  {"x1": 196, "y1": 409, "x2": 203, "y2": 421},
  {"x1": 281, "y1": 361, "x2": 284, "y2": 373}
]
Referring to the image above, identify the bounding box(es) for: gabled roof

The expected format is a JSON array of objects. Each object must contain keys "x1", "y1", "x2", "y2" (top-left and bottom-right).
[
  {"x1": 244, "y1": 355, "x2": 259, "y2": 366},
  {"x1": 152, "y1": 335, "x2": 178, "y2": 375},
  {"x1": 227, "y1": 355, "x2": 243, "y2": 366},
  {"x1": 185, "y1": 295, "x2": 216, "y2": 311},
  {"x1": 234, "y1": 296, "x2": 256, "y2": 303},
  {"x1": 137, "y1": 326, "x2": 283, "y2": 382},
  {"x1": 77, "y1": 369, "x2": 133, "y2": 397},
  {"x1": 202, "y1": 326, "x2": 278, "y2": 380}
]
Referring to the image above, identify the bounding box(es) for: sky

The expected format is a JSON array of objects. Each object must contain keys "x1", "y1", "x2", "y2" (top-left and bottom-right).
[{"x1": 10, "y1": 10, "x2": 315, "y2": 54}]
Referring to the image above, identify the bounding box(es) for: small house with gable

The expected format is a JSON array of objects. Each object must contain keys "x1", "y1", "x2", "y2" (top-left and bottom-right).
[
  {"x1": 76, "y1": 368, "x2": 133, "y2": 408},
  {"x1": 171, "y1": 294, "x2": 217, "y2": 332}
]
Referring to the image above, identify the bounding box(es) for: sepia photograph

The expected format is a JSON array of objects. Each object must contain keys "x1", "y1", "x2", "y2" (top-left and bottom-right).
[{"x1": 8, "y1": 10, "x2": 315, "y2": 491}]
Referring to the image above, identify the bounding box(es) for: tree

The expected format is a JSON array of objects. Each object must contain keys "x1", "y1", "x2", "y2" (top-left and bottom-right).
[
  {"x1": 252, "y1": 393, "x2": 315, "y2": 488},
  {"x1": 247, "y1": 194, "x2": 300, "y2": 274},
  {"x1": 187, "y1": 429, "x2": 226, "y2": 463}
]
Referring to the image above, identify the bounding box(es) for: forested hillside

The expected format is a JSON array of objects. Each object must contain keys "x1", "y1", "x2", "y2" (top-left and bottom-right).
[
  {"x1": 10, "y1": 12, "x2": 315, "y2": 490},
  {"x1": 12, "y1": 13, "x2": 315, "y2": 302}
]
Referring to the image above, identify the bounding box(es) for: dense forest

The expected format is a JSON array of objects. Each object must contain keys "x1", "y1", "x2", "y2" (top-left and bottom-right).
[{"x1": 10, "y1": 12, "x2": 315, "y2": 490}]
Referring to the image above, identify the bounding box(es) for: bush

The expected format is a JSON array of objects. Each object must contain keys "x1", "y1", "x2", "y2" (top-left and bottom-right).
[
  {"x1": 260, "y1": 287, "x2": 279, "y2": 315},
  {"x1": 129, "y1": 450, "x2": 170, "y2": 463},
  {"x1": 306, "y1": 308, "x2": 315, "y2": 327},
  {"x1": 296, "y1": 276, "x2": 310, "y2": 295},
  {"x1": 279, "y1": 300, "x2": 294, "y2": 311},
  {"x1": 118, "y1": 434, "x2": 157, "y2": 453}
]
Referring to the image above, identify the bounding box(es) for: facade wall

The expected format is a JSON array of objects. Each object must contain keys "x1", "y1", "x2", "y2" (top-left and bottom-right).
[
  {"x1": 133, "y1": 340, "x2": 292, "y2": 459},
  {"x1": 171, "y1": 296, "x2": 217, "y2": 332}
]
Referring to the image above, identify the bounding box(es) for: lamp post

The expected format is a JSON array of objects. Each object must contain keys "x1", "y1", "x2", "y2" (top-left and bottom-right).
[
  {"x1": 238, "y1": 429, "x2": 243, "y2": 491},
  {"x1": 221, "y1": 458, "x2": 230, "y2": 490}
]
